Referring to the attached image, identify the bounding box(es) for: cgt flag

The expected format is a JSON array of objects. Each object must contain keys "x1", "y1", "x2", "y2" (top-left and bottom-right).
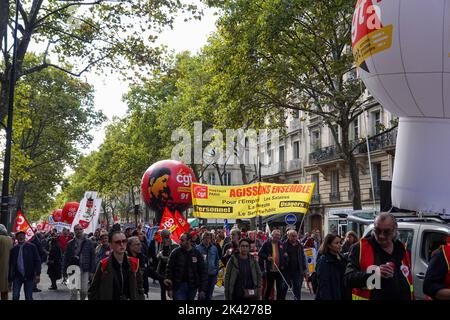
[
  {"x1": 155, "y1": 207, "x2": 184, "y2": 243},
  {"x1": 13, "y1": 210, "x2": 35, "y2": 241},
  {"x1": 174, "y1": 210, "x2": 190, "y2": 233}
]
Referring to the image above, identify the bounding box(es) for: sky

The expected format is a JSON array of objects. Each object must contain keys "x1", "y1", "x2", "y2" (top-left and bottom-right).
[{"x1": 85, "y1": 4, "x2": 219, "y2": 153}]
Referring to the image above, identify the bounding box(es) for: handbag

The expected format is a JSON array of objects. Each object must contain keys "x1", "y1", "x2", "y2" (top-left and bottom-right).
[{"x1": 243, "y1": 288, "x2": 258, "y2": 299}]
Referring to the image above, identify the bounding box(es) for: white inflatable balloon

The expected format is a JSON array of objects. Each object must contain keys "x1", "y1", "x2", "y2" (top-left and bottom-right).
[{"x1": 353, "y1": 0, "x2": 450, "y2": 214}]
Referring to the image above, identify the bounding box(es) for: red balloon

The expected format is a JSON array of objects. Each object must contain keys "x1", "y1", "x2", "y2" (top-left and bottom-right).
[
  {"x1": 141, "y1": 160, "x2": 197, "y2": 218},
  {"x1": 52, "y1": 209, "x2": 63, "y2": 222},
  {"x1": 62, "y1": 202, "x2": 80, "y2": 225}
]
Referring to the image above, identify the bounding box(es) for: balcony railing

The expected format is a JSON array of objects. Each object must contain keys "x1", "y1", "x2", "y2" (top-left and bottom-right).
[
  {"x1": 358, "y1": 128, "x2": 397, "y2": 153},
  {"x1": 308, "y1": 129, "x2": 397, "y2": 165},
  {"x1": 309, "y1": 144, "x2": 340, "y2": 163},
  {"x1": 329, "y1": 192, "x2": 341, "y2": 202}
]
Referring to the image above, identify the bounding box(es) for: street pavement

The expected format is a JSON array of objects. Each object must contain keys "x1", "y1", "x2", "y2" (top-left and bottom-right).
[{"x1": 20, "y1": 264, "x2": 315, "y2": 300}]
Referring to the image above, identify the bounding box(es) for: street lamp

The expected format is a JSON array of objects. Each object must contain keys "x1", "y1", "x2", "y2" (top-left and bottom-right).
[{"x1": 0, "y1": 0, "x2": 20, "y2": 231}]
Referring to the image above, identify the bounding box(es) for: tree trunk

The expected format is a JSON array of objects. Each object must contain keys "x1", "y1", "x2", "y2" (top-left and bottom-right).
[
  {"x1": 13, "y1": 179, "x2": 26, "y2": 209},
  {"x1": 340, "y1": 124, "x2": 362, "y2": 210},
  {"x1": 214, "y1": 164, "x2": 224, "y2": 185},
  {"x1": 239, "y1": 163, "x2": 248, "y2": 184},
  {"x1": 0, "y1": 76, "x2": 10, "y2": 123},
  {"x1": 348, "y1": 154, "x2": 362, "y2": 210}
]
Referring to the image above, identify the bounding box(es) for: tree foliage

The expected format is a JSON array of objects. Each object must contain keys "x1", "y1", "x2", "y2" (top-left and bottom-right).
[
  {"x1": 0, "y1": 0, "x2": 202, "y2": 122},
  {"x1": 5, "y1": 53, "x2": 105, "y2": 221}
]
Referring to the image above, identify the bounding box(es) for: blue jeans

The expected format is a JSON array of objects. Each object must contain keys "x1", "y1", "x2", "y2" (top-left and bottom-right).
[
  {"x1": 205, "y1": 274, "x2": 217, "y2": 300},
  {"x1": 173, "y1": 282, "x2": 198, "y2": 300},
  {"x1": 283, "y1": 271, "x2": 303, "y2": 300},
  {"x1": 12, "y1": 277, "x2": 34, "y2": 300}
]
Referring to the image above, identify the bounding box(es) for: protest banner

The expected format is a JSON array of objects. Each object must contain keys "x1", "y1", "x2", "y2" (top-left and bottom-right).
[{"x1": 191, "y1": 182, "x2": 315, "y2": 219}]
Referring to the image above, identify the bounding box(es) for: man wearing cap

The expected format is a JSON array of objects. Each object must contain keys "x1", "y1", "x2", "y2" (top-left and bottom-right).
[{"x1": 8, "y1": 231, "x2": 41, "y2": 300}]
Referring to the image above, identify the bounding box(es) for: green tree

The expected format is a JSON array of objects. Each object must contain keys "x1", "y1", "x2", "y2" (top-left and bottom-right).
[
  {"x1": 8, "y1": 53, "x2": 105, "y2": 220},
  {"x1": 206, "y1": 0, "x2": 396, "y2": 209},
  {"x1": 0, "y1": 0, "x2": 201, "y2": 123}
]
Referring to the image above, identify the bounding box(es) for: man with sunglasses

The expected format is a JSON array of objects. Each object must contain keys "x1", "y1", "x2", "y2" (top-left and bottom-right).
[
  {"x1": 345, "y1": 212, "x2": 414, "y2": 300},
  {"x1": 63, "y1": 224, "x2": 96, "y2": 300},
  {"x1": 88, "y1": 231, "x2": 145, "y2": 300}
]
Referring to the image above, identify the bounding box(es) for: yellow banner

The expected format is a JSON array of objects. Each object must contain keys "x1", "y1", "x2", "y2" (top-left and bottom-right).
[{"x1": 191, "y1": 182, "x2": 315, "y2": 219}]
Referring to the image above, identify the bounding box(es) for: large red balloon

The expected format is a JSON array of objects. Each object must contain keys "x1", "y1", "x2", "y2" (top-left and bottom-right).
[
  {"x1": 62, "y1": 202, "x2": 79, "y2": 225},
  {"x1": 141, "y1": 160, "x2": 197, "y2": 218},
  {"x1": 52, "y1": 209, "x2": 63, "y2": 222}
]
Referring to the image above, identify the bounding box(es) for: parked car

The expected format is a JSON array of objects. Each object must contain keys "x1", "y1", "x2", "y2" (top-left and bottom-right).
[{"x1": 356, "y1": 215, "x2": 450, "y2": 300}]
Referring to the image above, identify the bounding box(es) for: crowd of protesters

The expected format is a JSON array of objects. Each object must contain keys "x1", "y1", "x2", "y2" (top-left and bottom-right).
[{"x1": 1, "y1": 212, "x2": 448, "y2": 300}]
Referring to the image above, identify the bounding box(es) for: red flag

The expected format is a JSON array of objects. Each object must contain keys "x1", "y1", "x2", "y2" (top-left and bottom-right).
[
  {"x1": 174, "y1": 210, "x2": 190, "y2": 233},
  {"x1": 156, "y1": 208, "x2": 183, "y2": 243},
  {"x1": 113, "y1": 215, "x2": 119, "y2": 224},
  {"x1": 13, "y1": 210, "x2": 35, "y2": 241}
]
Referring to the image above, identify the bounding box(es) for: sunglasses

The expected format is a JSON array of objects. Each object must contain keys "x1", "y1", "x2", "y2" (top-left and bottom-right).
[
  {"x1": 113, "y1": 239, "x2": 128, "y2": 245},
  {"x1": 374, "y1": 228, "x2": 394, "y2": 236}
]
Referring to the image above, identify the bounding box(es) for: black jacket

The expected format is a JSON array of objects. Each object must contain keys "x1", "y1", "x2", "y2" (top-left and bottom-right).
[
  {"x1": 258, "y1": 240, "x2": 287, "y2": 273},
  {"x1": 423, "y1": 246, "x2": 449, "y2": 299},
  {"x1": 345, "y1": 235, "x2": 412, "y2": 300},
  {"x1": 9, "y1": 242, "x2": 41, "y2": 282},
  {"x1": 47, "y1": 239, "x2": 62, "y2": 280},
  {"x1": 283, "y1": 240, "x2": 307, "y2": 274},
  {"x1": 315, "y1": 252, "x2": 348, "y2": 300},
  {"x1": 165, "y1": 246, "x2": 208, "y2": 292}
]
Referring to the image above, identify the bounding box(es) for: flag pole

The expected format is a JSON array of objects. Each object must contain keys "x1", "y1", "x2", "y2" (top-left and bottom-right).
[{"x1": 273, "y1": 261, "x2": 299, "y2": 300}]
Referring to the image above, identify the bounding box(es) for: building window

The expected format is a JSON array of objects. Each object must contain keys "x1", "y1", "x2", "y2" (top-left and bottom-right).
[
  {"x1": 330, "y1": 170, "x2": 340, "y2": 202},
  {"x1": 371, "y1": 110, "x2": 381, "y2": 135},
  {"x1": 372, "y1": 163, "x2": 381, "y2": 189},
  {"x1": 292, "y1": 109, "x2": 300, "y2": 118},
  {"x1": 279, "y1": 145, "x2": 285, "y2": 163},
  {"x1": 311, "y1": 130, "x2": 321, "y2": 151},
  {"x1": 311, "y1": 174, "x2": 320, "y2": 195},
  {"x1": 353, "y1": 118, "x2": 359, "y2": 140},
  {"x1": 208, "y1": 172, "x2": 216, "y2": 185},
  {"x1": 330, "y1": 125, "x2": 340, "y2": 145},
  {"x1": 370, "y1": 162, "x2": 381, "y2": 199},
  {"x1": 224, "y1": 172, "x2": 232, "y2": 185},
  {"x1": 267, "y1": 149, "x2": 273, "y2": 165},
  {"x1": 331, "y1": 170, "x2": 339, "y2": 193},
  {"x1": 293, "y1": 141, "x2": 300, "y2": 159}
]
